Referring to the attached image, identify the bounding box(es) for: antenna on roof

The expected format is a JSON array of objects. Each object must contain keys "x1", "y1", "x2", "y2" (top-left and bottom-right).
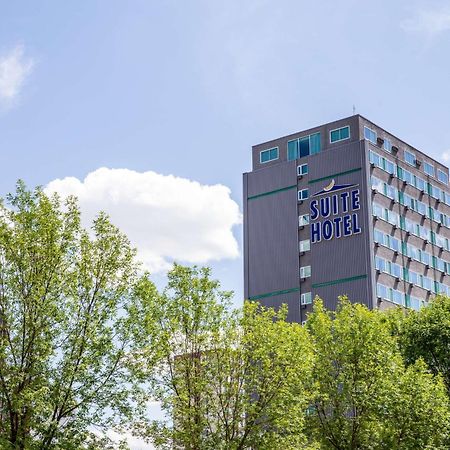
[{"x1": 353, "y1": 104, "x2": 356, "y2": 115}]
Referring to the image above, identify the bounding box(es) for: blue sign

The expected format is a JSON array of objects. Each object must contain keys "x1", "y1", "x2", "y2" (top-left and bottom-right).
[{"x1": 310, "y1": 179, "x2": 362, "y2": 244}]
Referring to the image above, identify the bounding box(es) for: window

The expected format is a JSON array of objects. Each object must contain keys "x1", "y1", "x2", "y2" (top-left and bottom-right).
[
  {"x1": 384, "y1": 158, "x2": 396, "y2": 175},
  {"x1": 428, "y1": 184, "x2": 441, "y2": 200},
  {"x1": 298, "y1": 189, "x2": 309, "y2": 201},
  {"x1": 374, "y1": 229, "x2": 384, "y2": 244},
  {"x1": 369, "y1": 150, "x2": 382, "y2": 167},
  {"x1": 260, "y1": 147, "x2": 278, "y2": 163},
  {"x1": 384, "y1": 183, "x2": 397, "y2": 200},
  {"x1": 424, "y1": 161, "x2": 435, "y2": 177},
  {"x1": 389, "y1": 262, "x2": 402, "y2": 279},
  {"x1": 301, "y1": 292, "x2": 312, "y2": 305},
  {"x1": 404, "y1": 150, "x2": 416, "y2": 166},
  {"x1": 364, "y1": 126, "x2": 377, "y2": 144},
  {"x1": 299, "y1": 239, "x2": 311, "y2": 252},
  {"x1": 300, "y1": 265, "x2": 311, "y2": 278},
  {"x1": 297, "y1": 164, "x2": 308, "y2": 176},
  {"x1": 287, "y1": 133, "x2": 321, "y2": 160},
  {"x1": 377, "y1": 283, "x2": 388, "y2": 300},
  {"x1": 391, "y1": 289, "x2": 405, "y2": 306},
  {"x1": 383, "y1": 138, "x2": 392, "y2": 152},
  {"x1": 402, "y1": 168, "x2": 413, "y2": 185},
  {"x1": 375, "y1": 256, "x2": 386, "y2": 272},
  {"x1": 415, "y1": 175, "x2": 426, "y2": 191},
  {"x1": 438, "y1": 169, "x2": 448, "y2": 185},
  {"x1": 330, "y1": 126, "x2": 350, "y2": 143},
  {"x1": 299, "y1": 214, "x2": 309, "y2": 226},
  {"x1": 409, "y1": 296, "x2": 423, "y2": 311}
]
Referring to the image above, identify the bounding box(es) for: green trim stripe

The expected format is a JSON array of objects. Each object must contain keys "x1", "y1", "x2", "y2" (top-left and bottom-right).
[
  {"x1": 248, "y1": 184, "x2": 297, "y2": 200},
  {"x1": 312, "y1": 274, "x2": 367, "y2": 289},
  {"x1": 248, "y1": 287, "x2": 300, "y2": 300},
  {"x1": 309, "y1": 167, "x2": 361, "y2": 184}
]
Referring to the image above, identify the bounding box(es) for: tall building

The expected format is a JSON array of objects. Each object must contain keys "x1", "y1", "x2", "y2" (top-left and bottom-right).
[{"x1": 243, "y1": 115, "x2": 450, "y2": 323}]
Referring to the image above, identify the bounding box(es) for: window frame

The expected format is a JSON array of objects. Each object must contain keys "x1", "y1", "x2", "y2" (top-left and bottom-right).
[
  {"x1": 298, "y1": 189, "x2": 309, "y2": 201},
  {"x1": 404, "y1": 150, "x2": 416, "y2": 167},
  {"x1": 423, "y1": 161, "x2": 435, "y2": 177},
  {"x1": 287, "y1": 132, "x2": 321, "y2": 161},
  {"x1": 301, "y1": 292, "x2": 312, "y2": 305},
  {"x1": 330, "y1": 126, "x2": 350, "y2": 143},
  {"x1": 299, "y1": 239, "x2": 311, "y2": 252},
  {"x1": 260, "y1": 146, "x2": 279, "y2": 164},
  {"x1": 364, "y1": 126, "x2": 377, "y2": 144},
  {"x1": 300, "y1": 265, "x2": 311, "y2": 278},
  {"x1": 437, "y1": 169, "x2": 448, "y2": 185},
  {"x1": 297, "y1": 163, "x2": 308, "y2": 176},
  {"x1": 299, "y1": 214, "x2": 310, "y2": 226}
]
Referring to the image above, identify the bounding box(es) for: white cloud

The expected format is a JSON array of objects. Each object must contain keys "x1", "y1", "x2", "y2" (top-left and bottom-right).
[
  {"x1": 401, "y1": 5, "x2": 450, "y2": 36},
  {"x1": 0, "y1": 44, "x2": 34, "y2": 105},
  {"x1": 441, "y1": 150, "x2": 450, "y2": 162},
  {"x1": 45, "y1": 168, "x2": 242, "y2": 273}
]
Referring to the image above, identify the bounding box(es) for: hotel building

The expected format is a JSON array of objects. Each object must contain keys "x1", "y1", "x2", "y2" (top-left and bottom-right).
[{"x1": 243, "y1": 115, "x2": 450, "y2": 322}]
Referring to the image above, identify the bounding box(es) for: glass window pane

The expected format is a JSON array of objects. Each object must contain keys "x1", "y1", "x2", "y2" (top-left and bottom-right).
[
  {"x1": 309, "y1": 133, "x2": 321, "y2": 154},
  {"x1": 299, "y1": 137, "x2": 310, "y2": 157},
  {"x1": 330, "y1": 130, "x2": 340, "y2": 142},
  {"x1": 424, "y1": 162, "x2": 435, "y2": 177},
  {"x1": 287, "y1": 140, "x2": 299, "y2": 161},
  {"x1": 405, "y1": 151, "x2": 416, "y2": 166},
  {"x1": 340, "y1": 126, "x2": 350, "y2": 140}
]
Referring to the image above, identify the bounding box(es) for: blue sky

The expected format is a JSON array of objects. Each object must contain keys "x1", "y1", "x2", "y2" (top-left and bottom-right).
[
  {"x1": 2, "y1": 0, "x2": 450, "y2": 308},
  {"x1": 1, "y1": 1, "x2": 450, "y2": 447}
]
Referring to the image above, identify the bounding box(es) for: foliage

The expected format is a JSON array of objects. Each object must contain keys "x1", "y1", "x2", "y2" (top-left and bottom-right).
[
  {"x1": 305, "y1": 297, "x2": 450, "y2": 450},
  {"x1": 397, "y1": 295, "x2": 450, "y2": 394},
  {"x1": 131, "y1": 265, "x2": 315, "y2": 450},
  {"x1": 0, "y1": 182, "x2": 141, "y2": 449}
]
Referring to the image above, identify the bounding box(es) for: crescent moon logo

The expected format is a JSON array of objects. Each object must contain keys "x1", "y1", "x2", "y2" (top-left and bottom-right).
[{"x1": 323, "y1": 179, "x2": 335, "y2": 192}]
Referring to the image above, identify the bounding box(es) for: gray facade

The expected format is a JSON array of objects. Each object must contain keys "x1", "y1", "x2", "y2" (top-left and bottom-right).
[{"x1": 243, "y1": 115, "x2": 450, "y2": 322}]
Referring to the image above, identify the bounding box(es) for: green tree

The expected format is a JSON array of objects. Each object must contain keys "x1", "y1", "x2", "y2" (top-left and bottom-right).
[
  {"x1": 0, "y1": 182, "x2": 142, "y2": 449},
  {"x1": 306, "y1": 297, "x2": 450, "y2": 450},
  {"x1": 397, "y1": 294, "x2": 450, "y2": 394},
  {"x1": 130, "y1": 265, "x2": 315, "y2": 450}
]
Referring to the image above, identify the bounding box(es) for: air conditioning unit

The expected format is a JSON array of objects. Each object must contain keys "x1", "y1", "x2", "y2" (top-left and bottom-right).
[
  {"x1": 416, "y1": 160, "x2": 422, "y2": 167},
  {"x1": 391, "y1": 146, "x2": 399, "y2": 154},
  {"x1": 377, "y1": 137, "x2": 385, "y2": 146}
]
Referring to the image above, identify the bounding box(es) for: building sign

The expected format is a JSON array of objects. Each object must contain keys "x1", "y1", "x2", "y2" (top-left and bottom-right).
[{"x1": 310, "y1": 179, "x2": 362, "y2": 243}]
